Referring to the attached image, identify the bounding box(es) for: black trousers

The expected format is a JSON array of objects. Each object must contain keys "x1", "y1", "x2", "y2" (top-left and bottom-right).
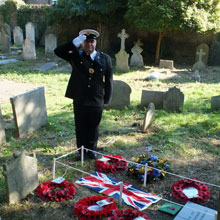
[{"x1": 73, "y1": 102, "x2": 103, "y2": 151}]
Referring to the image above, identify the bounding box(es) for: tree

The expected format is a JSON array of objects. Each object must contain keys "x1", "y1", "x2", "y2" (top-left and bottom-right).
[{"x1": 125, "y1": 0, "x2": 220, "y2": 64}]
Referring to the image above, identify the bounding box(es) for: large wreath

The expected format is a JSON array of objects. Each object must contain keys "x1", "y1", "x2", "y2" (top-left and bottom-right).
[
  {"x1": 95, "y1": 155, "x2": 127, "y2": 173},
  {"x1": 74, "y1": 196, "x2": 117, "y2": 220},
  {"x1": 107, "y1": 209, "x2": 151, "y2": 220},
  {"x1": 128, "y1": 154, "x2": 169, "y2": 183},
  {"x1": 172, "y1": 178, "x2": 210, "y2": 203},
  {"x1": 36, "y1": 180, "x2": 76, "y2": 202}
]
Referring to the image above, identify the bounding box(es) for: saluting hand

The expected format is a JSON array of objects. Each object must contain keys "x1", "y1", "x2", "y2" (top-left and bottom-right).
[{"x1": 72, "y1": 35, "x2": 86, "y2": 48}]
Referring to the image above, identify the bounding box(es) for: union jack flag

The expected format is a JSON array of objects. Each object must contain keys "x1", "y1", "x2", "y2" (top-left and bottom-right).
[{"x1": 76, "y1": 172, "x2": 161, "y2": 210}]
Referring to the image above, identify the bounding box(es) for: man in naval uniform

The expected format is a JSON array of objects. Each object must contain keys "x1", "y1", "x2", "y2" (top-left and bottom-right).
[{"x1": 54, "y1": 29, "x2": 113, "y2": 159}]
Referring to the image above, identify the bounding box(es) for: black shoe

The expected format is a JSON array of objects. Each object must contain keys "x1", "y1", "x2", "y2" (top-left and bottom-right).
[{"x1": 87, "y1": 151, "x2": 98, "y2": 159}]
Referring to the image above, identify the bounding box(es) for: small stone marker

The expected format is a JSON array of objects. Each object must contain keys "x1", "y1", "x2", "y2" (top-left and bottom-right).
[
  {"x1": 3, "y1": 151, "x2": 39, "y2": 204},
  {"x1": 45, "y1": 33, "x2": 57, "y2": 54},
  {"x1": 0, "y1": 59, "x2": 18, "y2": 65},
  {"x1": 211, "y1": 95, "x2": 220, "y2": 110},
  {"x1": 142, "y1": 102, "x2": 155, "y2": 133},
  {"x1": 0, "y1": 106, "x2": 6, "y2": 144},
  {"x1": 130, "y1": 39, "x2": 144, "y2": 67},
  {"x1": 25, "y1": 22, "x2": 35, "y2": 43},
  {"x1": 10, "y1": 87, "x2": 48, "y2": 138},
  {"x1": 23, "y1": 39, "x2": 36, "y2": 60},
  {"x1": 141, "y1": 90, "x2": 166, "y2": 109},
  {"x1": 13, "y1": 26, "x2": 24, "y2": 45},
  {"x1": 115, "y1": 29, "x2": 130, "y2": 72},
  {"x1": 159, "y1": 59, "x2": 174, "y2": 69},
  {"x1": 34, "y1": 62, "x2": 57, "y2": 71},
  {"x1": 163, "y1": 87, "x2": 184, "y2": 112},
  {"x1": 107, "y1": 80, "x2": 132, "y2": 109}
]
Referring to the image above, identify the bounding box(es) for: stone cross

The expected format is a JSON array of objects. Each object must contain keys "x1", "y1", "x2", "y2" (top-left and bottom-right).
[
  {"x1": 117, "y1": 29, "x2": 129, "y2": 50},
  {"x1": 196, "y1": 49, "x2": 206, "y2": 63}
]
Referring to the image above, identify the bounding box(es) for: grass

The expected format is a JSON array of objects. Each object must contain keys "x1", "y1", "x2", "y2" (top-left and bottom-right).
[{"x1": 0, "y1": 49, "x2": 220, "y2": 219}]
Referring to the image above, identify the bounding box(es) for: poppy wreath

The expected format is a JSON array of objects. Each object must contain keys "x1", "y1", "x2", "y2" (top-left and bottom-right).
[
  {"x1": 74, "y1": 196, "x2": 117, "y2": 220},
  {"x1": 107, "y1": 209, "x2": 151, "y2": 220},
  {"x1": 36, "y1": 180, "x2": 76, "y2": 202},
  {"x1": 172, "y1": 178, "x2": 210, "y2": 203},
  {"x1": 95, "y1": 155, "x2": 127, "y2": 173}
]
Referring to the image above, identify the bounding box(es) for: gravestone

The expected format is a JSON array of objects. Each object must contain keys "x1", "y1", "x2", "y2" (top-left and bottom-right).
[
  {"x1": 107, "y1": 80, "x2": 131, "y2": 109},
  {"x1": 0, "y1": 24, "x2": 11, "y2": 53},
  {"x1": 34, "y1": 62, "x2": 57, "y2": 71},
  {"x1": 23, "y1": 39, "x2": 36, "y2": 60},
  {"x1": 0, "y1": 59, "x2": 18, "y2": 65},
  {"x1": 193, "y1": 44, "x2": 208, "y2": 71},
  {"x1": 25, "y1": 22, "x2": 35, "y2": 43},
  {"x1": 211, "y1": 96, "x2": 220, "y2": 110},
  {"x1": 45, "y1": 33, "x2": 57, "y2": 54},
  {"x1": 144, "y1": 71, "x2": 162, "y2": 81},
  {"x1": 0, "y1": 107, "x2": 6, "y2": 144},
  {"x1": 163, "y1": 87, "x2": 184, "y2": 112},
  {"x1": 3, "y1": 151, "x2": 39, "y2": 204},
  {"x1": 130, "y1": 39, "x2": 144, "y2": 67},
  {"x1": 141, "y1": 90, "x2": 166, "y2": 109},
  {"x1": 13, "y1": 26, "x2": 24, "y2": 45},
  {"x1": 159, "y1": 59, "x2": 174, "y2": 69},
  {"x1": 142, "y1": 102, "x2": 155, "y2": 133},
  {"x1": 115, "y1": 29, "x2": 130, "y2": 72},
  {"x1": 10, "y1": 87, "x2": 48, "y2": 138}
]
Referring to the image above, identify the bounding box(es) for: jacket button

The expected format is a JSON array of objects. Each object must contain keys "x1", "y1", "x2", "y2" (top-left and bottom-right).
[
  {"x1": 68, "y1": 50, "x2": 73, "y2": 54},
  {"x1": 89, "y1": 78, "x2": 92, "y2": 80},
  {"x1": 100, "y1": 68, "x2": 103, "y2": 71},
  {"x1": 80, "y1": 61, "x2": 83, "y2": 64},
  {"x1": 88, "y1": 85, "x2": 91, "y2": 88}
]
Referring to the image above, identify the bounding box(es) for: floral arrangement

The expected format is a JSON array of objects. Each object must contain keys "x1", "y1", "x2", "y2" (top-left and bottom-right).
[
  {"x1": 107, "y1": 209, "x2": 151, "y2": 220},
  {"x1": 36, "y1": 180, "x2": 76, "y2": 202},
  {"x1": 95, "y1": 155, "x2": 127, "y2": 173},
  {"x1": 74, "y1": 196, "x2": 117, "y2": 220},
  {"x1": 172, "y1": 178, "x2": 210, "y2": 203},
  {"x1": 128, "y1": 154, "x2": 169, "y2": 183}
]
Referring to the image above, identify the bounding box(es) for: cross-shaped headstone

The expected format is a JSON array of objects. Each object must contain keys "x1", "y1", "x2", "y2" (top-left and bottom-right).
[
  {"x1": 117, "y1": 29, "x2": 129, "y2": 50},
  {"x1": 196, "y1": 49, "x2": 206, "y2": 62}
]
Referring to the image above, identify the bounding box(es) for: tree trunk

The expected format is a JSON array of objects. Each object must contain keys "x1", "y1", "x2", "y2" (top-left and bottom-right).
[{"x1": 155, "y1": 32, "x2": 163, "y2": 65}]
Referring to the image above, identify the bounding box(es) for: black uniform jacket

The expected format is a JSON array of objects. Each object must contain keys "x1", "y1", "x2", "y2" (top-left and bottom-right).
[{"x1": 54, "y1": 41, "x2": 113, "y2": 107}]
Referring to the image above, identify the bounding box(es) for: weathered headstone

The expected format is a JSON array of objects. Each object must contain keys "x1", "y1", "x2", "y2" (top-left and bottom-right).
[
  {"x1": 0, "y1": 24, "x2": 11, "y2": 53},
  {"x1": 3, "y1": 151, "x2": 39, "y2": 204},
  {"x1": 25, "y1": 22, "x2": 35, "y2": 43},
  {"x1": 211, "y1": 95, "x2": 220, "y2": 110},
  {"x1": 0, "y1": 59, "x2": 18, "y2": 65},
  {"x1": 163, "y1": 87, "x2": 184, "y2": 112},
  {"x1": 107, "y1": 80, "x2": 131, "y2": 109},
  {"x1": 13, "y1": 26, "x2": 24, "y2": 45},
  {"x1": 159, "y1": 59, "x2": 174, "y2": 69},
  {"x1": 141, "y1": 90, "x2": 166, "y2": 109},
  {"x1": 10, "y1": 87, "x2": 48, "y2": 138},
  {"x1": 142, "y1": 102, "x2": 155, "y2": 133},
  {"x1": 34, "y1": 62, "x2": 57, "y2": 71},
  {"x1": 115, "y1": 29, "x2": 130, "y2": 72},
  {"x1": 195, "y1": 43, "x2": 209, "y2": 65},
  {"x1": 45, "y1": 33, "x2": 57, "y2": 54},
  {"x1": 0, "y1": 107, "x2": 6, "y2": 144},
  {"x1": 23, "y1": 39, "x2": 36, "y2": 60},
  {"x1": 130, "y1": 39, "x2": 144, "y2": 67}
]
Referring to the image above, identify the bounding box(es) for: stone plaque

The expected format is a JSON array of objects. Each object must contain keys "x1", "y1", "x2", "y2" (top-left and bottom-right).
[
  {"x1": 3, "y1": 151, "x2": 39, "y2": 204},
  {"x1": 163, "y1": 87, "x2": 184, "y2": 112},
  {"x1": 159, "y1": 59, "x2": 174, "y2": 69},
  {"x1": 10, "y1": 87, "x2": 48, "y2": 138}
]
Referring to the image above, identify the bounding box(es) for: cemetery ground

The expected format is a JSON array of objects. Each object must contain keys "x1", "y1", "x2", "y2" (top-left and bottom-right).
[{"x1": 0, "y1": 48, "x2": 220, "y2": 219}]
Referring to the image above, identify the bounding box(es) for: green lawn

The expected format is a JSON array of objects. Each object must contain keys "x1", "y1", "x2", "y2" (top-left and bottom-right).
[{"x1": 0, "y1": 52, "x2": 220, "y2": 219}]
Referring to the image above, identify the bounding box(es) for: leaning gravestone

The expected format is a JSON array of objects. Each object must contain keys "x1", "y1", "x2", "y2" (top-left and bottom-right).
[
  {"x1": 0, "y1": 107, "x2": 6, "y2": 144},
  {"x1": 10, "y1": 87, "x2": 48, "y2": 138},
  {"x1": 142, "y1": 102, "x2": 155, "y2": 133},
  {"x1": 163, "y1": 87, "x2": 184, "y2": 112},
  {"x1": 25, "y1": 22, "x2": 35, "y2": 43},
  {"x1": 211, "y1": 96, "x2": 220, "y2": 110},
  {"x1": 45, "y1": 33, "x2": 57, "y2": 54},
  {"x1": 0, "y1": 24, "x2": 11, "y2": 53},
  {"x1": 13, "y1": 26, "x2": 24, "y2": 45},
  {"x1": 107, "y1": 80, "x2": 131, "y2": 109},
  {"x1": 3, "y1": 151, "x2": 39, "y2": 204},
  {"x1": 115, "y1": 29, "x2": 130, "y2": 72},
  {"x1": 141, "y1": 90, "x2": 166, "y2": 109},
  {"x1": 23, "y1": 39, "x2": 36, "y2": 60},
  {"x1": 159, "y1": 59, "x2": 174, "y2": 69}
]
